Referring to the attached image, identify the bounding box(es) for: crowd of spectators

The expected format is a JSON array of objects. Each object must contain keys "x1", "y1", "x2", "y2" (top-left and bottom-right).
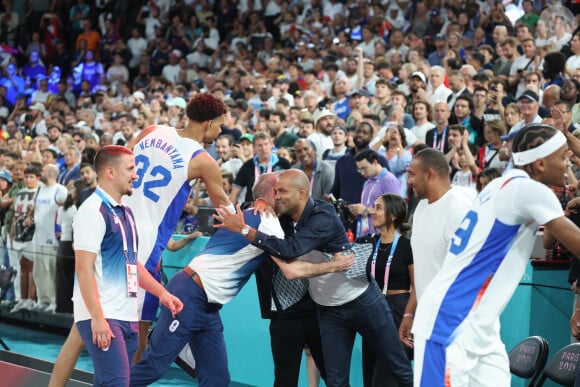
[{"x1": 0, "y1": 0, "x2": 578, "y2": 324}]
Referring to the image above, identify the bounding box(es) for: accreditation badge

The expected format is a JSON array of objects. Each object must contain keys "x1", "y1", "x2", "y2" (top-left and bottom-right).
[{"x1": 126, "y1": 263, "x2": 138, "y2": 297}]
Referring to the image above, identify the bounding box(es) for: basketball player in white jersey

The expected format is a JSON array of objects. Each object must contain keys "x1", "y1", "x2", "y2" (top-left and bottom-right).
[
  {"x1": 49, "y1": 93, "x2": 236, "y2": 386},
  {"x1": 413, "y1": 124, "x2": 580, "y2": 386}
]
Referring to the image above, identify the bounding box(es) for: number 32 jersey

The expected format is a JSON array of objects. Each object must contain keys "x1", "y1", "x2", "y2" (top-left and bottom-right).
[
  {"x1": 412, "y1": 169, "x2": 563, "y2": 349},
  {"x1": 125, "y1": 125, "x2": 203, "y2": 273}
]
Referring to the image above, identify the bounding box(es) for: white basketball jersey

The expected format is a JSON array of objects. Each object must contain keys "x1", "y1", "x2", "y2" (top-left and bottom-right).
[
  {"x1": 412, "y1": 169, "x2": 563, "y2": 349},
  {"x1": 125, "y1": 125, "x2": 204, "y2": 273}
]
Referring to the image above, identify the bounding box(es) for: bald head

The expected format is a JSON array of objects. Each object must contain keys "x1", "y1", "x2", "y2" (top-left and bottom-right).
[
  {"x1": 253, "y1": 172, "x2": 278, "y2": 206},
  {"x1": 275, "y1": 169, "x2": 311, "y2": 220},
  {"x1": 279, "y1": 169, "x2": 310, "y2": 193}
]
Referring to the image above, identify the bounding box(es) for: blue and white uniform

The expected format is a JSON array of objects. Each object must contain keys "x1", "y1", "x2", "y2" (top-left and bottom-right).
[
  {"x1": 412, "y1": 169, "x2": 563, "y2": 386},
  {"x1": 72, "y1": 187, "x2": 140, "y2": 386},
  {"x1": 124, "y1": 125, "x2": 204, "y2": 320},
  {"x1": 72, "y1": 188, "x2": 139, "y2": 323},
  {"x1": 130, "y1": 210, "x2": 284, "y2": 386}
]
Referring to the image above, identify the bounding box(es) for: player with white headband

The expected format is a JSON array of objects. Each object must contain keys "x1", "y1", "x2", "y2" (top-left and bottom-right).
[{"x1": 412, "y1": 123, "x2": 580, "y2": 386}]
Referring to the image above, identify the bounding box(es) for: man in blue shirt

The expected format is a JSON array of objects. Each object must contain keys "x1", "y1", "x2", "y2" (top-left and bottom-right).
[{"x1": 216, "y1": 169, "x2": 413, "y2": 387}]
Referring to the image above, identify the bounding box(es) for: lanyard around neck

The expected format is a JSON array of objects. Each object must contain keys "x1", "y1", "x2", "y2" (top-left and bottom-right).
[
  {"x1": 371, "y1": 232, "x2": 400, "y2": 295},
  {"x1": 95, "y1": 187, "x2": 137, "y2": 263},
  {"x1": 432, "y1": 127, "x2": 447, "y2": 152},
  {"x1": 362, "y1": 168, "x2": 387, "y2": 207},
  {"x1": 254, "y1": 154, "x2": 274, "y2": 182}
]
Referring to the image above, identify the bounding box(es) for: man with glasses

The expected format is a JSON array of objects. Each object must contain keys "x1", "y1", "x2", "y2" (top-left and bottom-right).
[{"x1": 472, "y1": 86, "x2": 488, "y2": 122}]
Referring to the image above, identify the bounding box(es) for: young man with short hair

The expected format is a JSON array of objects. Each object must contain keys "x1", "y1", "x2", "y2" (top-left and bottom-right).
[{"x1": 73, "y1": 145, "x2": 183, "y2": 386}]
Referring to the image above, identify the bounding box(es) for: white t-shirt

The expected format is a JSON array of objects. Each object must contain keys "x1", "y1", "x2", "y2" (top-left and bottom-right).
[
  {"x1": 161, "y1": 64, "x2": 180, "y2": 83},
  {"x1": 127, "y1": 37, "x2": 148, "y2": 69},
  {"x1": 33, "y1": 183, "x2": 68, "y2": 247},
  {"x1": 307, "y1": 132, "x2": 334, "y2": 156},
  {"x1": 411, "y1": 186, "x2": 475, "y2": 300},
  {"x1": 429, "y1": 83, "x2": 453, "y2": 106},
  {"x1": 451, "y1": 170, "x2": 477, "y2": 192},
  {"x1": 413, "y1": 170, "x2": 563, "y2": 351},
  {"x1": 510, "y1": 56, "x2": 538, "y2": 98},
  {"x1": 548, "y1": 33, "x2": 572, "y2": 51},
  {"x1": 411, "y1": 122, "x2": 436, "y2": 144},
  {"x1": 566, "y1": 55, "x2": 580, "y2": 73},
  {"x1": 57, "y1": 205, "x2": 77, "y2": 242},
  {"x1": 106, "y1": 65, "x2": 129, "y2": 83}
]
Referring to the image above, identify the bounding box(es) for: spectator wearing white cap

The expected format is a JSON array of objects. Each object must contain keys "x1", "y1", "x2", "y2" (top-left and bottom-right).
[
  {"x1": 163, "y1": 95, "x2": 182, "y2": 112},
  {"x1": 408, "y1": 71, "x2": 429, "y2": 107},
  {"x1": 308, "y1": 108, "x2": 335, "y2": 155}
]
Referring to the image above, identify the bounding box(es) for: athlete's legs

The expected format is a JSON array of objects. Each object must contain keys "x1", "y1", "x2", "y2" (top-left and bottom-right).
[
  {"x1": 48, "y1": 324, "x2": 85, "y2": 387},
  {"x1": 444, "y1": 324, "x2": 511, "y2": 386},
  {"x1": 414, "y1": 336, "x2": 451, "y2": 387}
]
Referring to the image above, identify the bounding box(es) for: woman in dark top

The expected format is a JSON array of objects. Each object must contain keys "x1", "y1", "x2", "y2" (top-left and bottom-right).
[{"x1": 359, "y1": 193, "x2": 415, "y2": 387}]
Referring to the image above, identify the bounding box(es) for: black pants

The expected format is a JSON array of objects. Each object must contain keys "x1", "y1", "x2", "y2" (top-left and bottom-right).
[
  {"x1": 55, "y1": 241, "x2": 74, "y2": 314},
  {"x1": 270, "y1": 314, "x2": 326, "y2": 387},
  {"x1": 362, "y1": 292, "x2": 412, "y2": 387}
]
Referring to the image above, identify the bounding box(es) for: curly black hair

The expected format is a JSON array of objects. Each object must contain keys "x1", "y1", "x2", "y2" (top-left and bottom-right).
[{"x1": 186, "y1": 93, "x2": 228, "y2": 123}]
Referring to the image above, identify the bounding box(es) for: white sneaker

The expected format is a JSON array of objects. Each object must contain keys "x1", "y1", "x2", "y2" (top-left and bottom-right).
[
  {"x1": 23, "y1": 299, "x2": 36, "y2": 310},
  {"x1": 10, "y1": 300, "x2": 26, "y2": 313},
  {"x1": 45, "y1": 304, "x2": 56, "y2": 314},
  {"x1": 31, "y1": 302, "x2": 49, "y2": 312},
  {"x1": 10, "y1": 299, "x2": 28, "y2": 313}
]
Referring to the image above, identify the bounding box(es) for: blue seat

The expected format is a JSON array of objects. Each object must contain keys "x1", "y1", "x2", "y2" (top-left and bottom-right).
[
  {"x1": 537, "y1": 342, "x2": 580, "y2": 386},
  {"x1": 509, "y1": 336, "x2": 549, "y2": 387}
]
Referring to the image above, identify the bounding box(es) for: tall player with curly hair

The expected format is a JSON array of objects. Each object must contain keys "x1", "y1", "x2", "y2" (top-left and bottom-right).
[
  {"x1": 49, "y1": 94, "x2": 237, "y2": 386},
  {"x1": 412, "y1": 123, "x2": 580, "y2": 386}
]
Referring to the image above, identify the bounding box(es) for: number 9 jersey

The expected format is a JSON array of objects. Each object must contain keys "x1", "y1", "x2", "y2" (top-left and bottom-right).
[
  {"x1": 412, "y1": 169, "x2": 564, "y2": 386},
  {"x1": 125, "y1": 125, "x2": 204, "y2": 274},
  {"x1": 413, "y1": 168, "x2": 563, "y2": 350}
]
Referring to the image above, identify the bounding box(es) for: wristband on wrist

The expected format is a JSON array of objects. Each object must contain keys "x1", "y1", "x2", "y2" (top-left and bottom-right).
[{"x1": 403, "y1": 312, "x2": 414, "y2": 318}]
